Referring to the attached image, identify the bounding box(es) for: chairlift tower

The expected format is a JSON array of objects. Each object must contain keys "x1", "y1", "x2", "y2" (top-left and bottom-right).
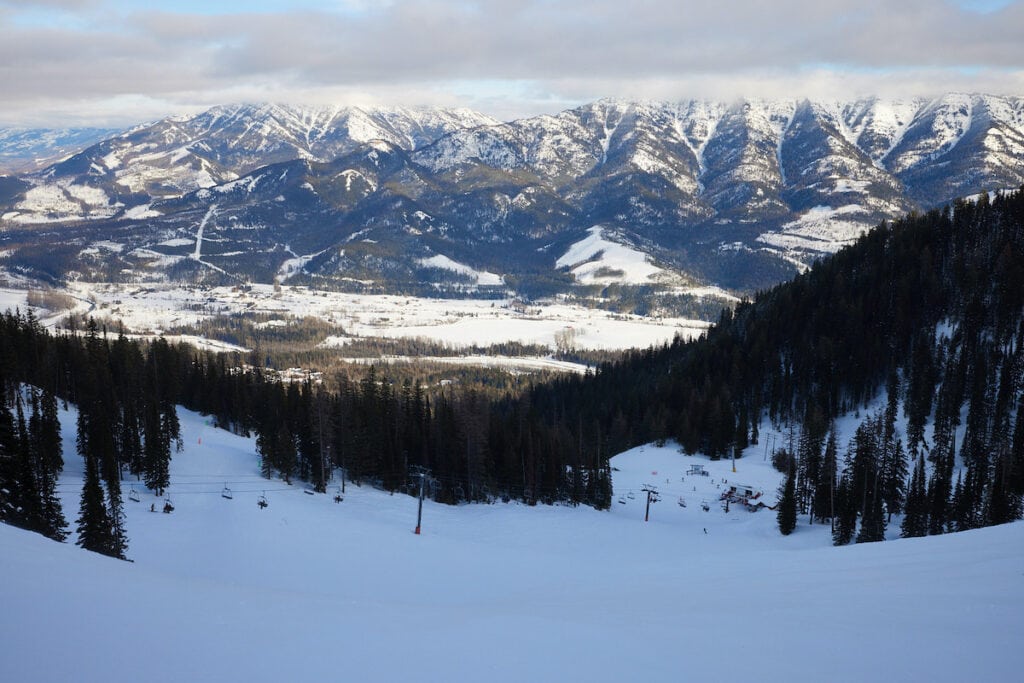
[
  {"x1": 410, "y1": 465, "x2": 431, "y2": 535},
  {"x1": 641, "y1": 484, "x2": 660, "y2": 522}
]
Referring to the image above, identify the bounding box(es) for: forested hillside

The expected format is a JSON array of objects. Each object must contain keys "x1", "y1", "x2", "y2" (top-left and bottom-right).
[{"x1": 525, "y1": 188, "x2": 1024, "y2": 541}]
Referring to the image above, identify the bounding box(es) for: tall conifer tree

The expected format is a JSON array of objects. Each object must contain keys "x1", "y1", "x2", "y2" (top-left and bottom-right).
[
  {"x1": 75, "y1": 454, "x2": 115, "y2": 557},
  {"x1": 777, "y1": 459, "x2": 797, "y2": 535}
]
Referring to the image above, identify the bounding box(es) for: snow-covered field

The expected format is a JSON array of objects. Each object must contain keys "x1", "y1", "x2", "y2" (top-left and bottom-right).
[
  {"x1": 557, "y1": 225, "x2": 667, "y2": 285},
  {"x1": 3, "y1": 406, "x2": 1022, "y2": 682},
  {"x1": 2, "y1": 281, "x2": 711, "y2": 352},
  {"x1": 329, "y1": 353, "x2": 592, "y2": 374}
]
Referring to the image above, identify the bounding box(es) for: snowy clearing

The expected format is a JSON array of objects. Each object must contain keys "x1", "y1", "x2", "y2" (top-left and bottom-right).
[
  {"x1": 758, "y1": 204, "x2": 872, "y2": 254},
  {"x1": 557, "y1": 226, "x2": 667, "y2": 285},
  {"x1": 418, "y1": 254, "x2": 504, "y2": 286}
]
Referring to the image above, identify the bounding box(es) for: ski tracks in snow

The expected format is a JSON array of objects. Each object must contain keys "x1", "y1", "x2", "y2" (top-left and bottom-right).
[
  {"x1": 193, "y1": 204, "x2": 217, "y2": 260},
  {"x1": 191, "y1": 204, "x2": 232, "y2": 277}
]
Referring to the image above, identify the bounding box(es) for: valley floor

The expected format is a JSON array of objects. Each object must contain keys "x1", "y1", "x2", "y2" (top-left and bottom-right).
[
  {"x1": 0, "y1": 282, "x2": 710, "y2": 352},
  {"x1": 2, "y1": 407, "x2": 1023, "y2": 682}
]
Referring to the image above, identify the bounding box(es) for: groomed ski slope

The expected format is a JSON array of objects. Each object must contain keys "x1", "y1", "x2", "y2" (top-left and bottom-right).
[{"x1": 2, "y1": 406, "x2": 1023, "y2": 682}]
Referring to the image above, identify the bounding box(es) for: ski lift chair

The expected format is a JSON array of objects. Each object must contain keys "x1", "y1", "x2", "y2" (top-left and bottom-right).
[
  {"x1": 128, "y1": 486, "x2": 140, "y2": 503},
  {"x1": 221, "y1": 484, "x2": 233, "y2": 500},
  {"x1": 257, "y1": 492, "x2": 268, "y2": 509}
]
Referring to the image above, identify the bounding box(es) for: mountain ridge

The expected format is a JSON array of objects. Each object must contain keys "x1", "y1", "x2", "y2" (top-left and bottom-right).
[{"x1": 1, "y1": 94, "x2": 1022, "y2": 303}]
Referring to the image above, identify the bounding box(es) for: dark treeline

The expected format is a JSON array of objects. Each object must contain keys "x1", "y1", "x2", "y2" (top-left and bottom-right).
[
  {"x1": 189, "y1": 360, "x2": 610, "y2": 509},
  {"x1": 0, "y1": 315, "x2": 181, "y2": 558},
  {"x1": 0, "y1": 307, "x2": 612, "y2": 557},
  {"x1": 520, "y1": 189, "x2": 1024, "y2": 541}
]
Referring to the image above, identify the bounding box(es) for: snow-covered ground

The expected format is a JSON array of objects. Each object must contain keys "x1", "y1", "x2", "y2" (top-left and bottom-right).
[
  {"x1": 8, "y1": 281, "x2": 711, "y2": 352},
  {"x1": 327, "y1": 353, "x2": 592, "y2": 374},
  {"x1": 758, "y1": 204, "x2": 873, "y2": 254},
  {"x1": 557, "y1": 225, "x2": 667, "y2": 285},
  {"x1": 2, "y1": 406, "x2": 1022, "y2": 682},
  {"x1": 0, "y1": 287, "x2": 28, "y2": 313},
  {"x1": 418, "y1": 254, "x2": 504, "y2": 286}
]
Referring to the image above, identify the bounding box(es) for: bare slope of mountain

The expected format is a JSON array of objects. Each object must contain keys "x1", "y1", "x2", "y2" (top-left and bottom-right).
[{"x1": 2, "y1": 95, "x2": 1022, "y2": 303}]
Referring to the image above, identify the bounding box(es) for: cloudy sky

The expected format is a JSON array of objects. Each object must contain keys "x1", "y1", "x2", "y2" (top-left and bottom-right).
[{"x1": 1, "y1": 0, "x2": 1022, "y2": 127}]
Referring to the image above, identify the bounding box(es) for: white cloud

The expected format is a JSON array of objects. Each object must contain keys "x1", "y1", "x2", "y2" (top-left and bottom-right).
[{"x1": 1, "y1": 0, "x2": 1022, "y2": 126}]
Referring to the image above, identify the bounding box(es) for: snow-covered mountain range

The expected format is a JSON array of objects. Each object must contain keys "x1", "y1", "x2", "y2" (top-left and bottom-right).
[
  {"x1": 0, "y1": 127, "x2": 118, "y2": 173},
  {"x1": 2, "y1": 94, "x2": 1022, "y2": 300}
]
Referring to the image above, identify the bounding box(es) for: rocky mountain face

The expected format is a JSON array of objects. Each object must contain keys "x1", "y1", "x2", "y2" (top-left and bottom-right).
[{"x1": 1, "y1": 95, "x2": 1022, "y2": 306}]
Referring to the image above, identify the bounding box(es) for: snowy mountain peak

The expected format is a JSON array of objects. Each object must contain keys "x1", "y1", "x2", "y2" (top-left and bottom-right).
[{"x1": 3, "y1": 94, "x2": 1024, "y2": 297}]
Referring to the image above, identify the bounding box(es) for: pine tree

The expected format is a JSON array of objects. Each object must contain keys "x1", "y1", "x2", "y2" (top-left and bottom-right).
[
  {"x1": 796, "y1": 406, "x2": 826, "y2": 519},
  {"x1": 857, "y1": 485, "x2": 887, "y2": 543},
  {"x1": 106, "y1": 484, "x2": 129, "y2": 561},
  {"x1": 31, "y1": 389, "x2": 67, "y2": 541},
  {"x1": 275, "y1": 424, "x2": 298, "y2": 484},
  {"x1": 142, "y1": 398, "x2": 170, "y2": 496},
  {"x1": 850, "y1": 416, "x2": 881, "y2": 516},
  {"x1": 75, "y1": 357, "x2": 128, "y2": 560},
  {"x1": 813, "y1": 427, "x2": 838, "y2": 526},
  {"x1": 75, "y1": 454, "x2": 115, "y2": 557},
  {"x1": 927, "y1": 444, "x2": 954, "y2": 535},
  {"x1": 901, "y1": 454, "x2": 928, "y2": 538},
  {"x1": 833, "y1": 472, "x2": 857, "y2": 546},
  {"x1": 11, "y1": 396, "x2": 43, "y2": 532},
  {"x1": 777, "y1": 459, "x2": 798, "y2": 536},
  {"x1": 0, "y1": 379, "x2": 16, "y2": 523},
  {"x1": 881, "y1": 437, "x2": 908, "y2": 521},
  {"x1": 256, "y1": 421, "x2": 277, "y2": 479},
  {"x1": 1009, "y1": 390, "x2": 1024, "y2": 498},
  {"x1": 984, "y1": 456, "x2": 1019, "y2": 526},
  {"x1": 905, "y1": 332, "x2": 936, "y2": 453},
  {"x1": 952, "y1": 469, "x2": 976, "y2": 532}
]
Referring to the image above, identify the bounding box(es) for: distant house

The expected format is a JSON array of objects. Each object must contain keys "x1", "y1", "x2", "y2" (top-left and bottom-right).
[
  {"x1": 722, "y1": 483, "x2": 772, "y2": 510},
  {"x1": 727, "y1": 483, "x2": 759, "y2": 498}
]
